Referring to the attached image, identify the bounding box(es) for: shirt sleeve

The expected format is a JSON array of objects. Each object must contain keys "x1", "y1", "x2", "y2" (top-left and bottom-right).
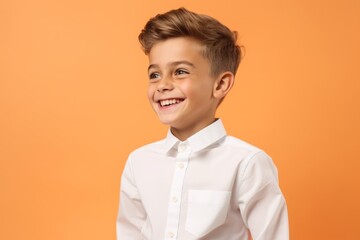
[
  {"x1": 237, "y1": 151, "x2": 289, "y2": 240},
  {"x1": 116, "y1": 155, "x2": 147, "y2": 240}
]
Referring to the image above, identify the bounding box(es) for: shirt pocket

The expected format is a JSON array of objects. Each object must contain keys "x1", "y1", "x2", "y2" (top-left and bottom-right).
[{"x1": 185, "y1": 190, "x2": 231, "y2": 238}]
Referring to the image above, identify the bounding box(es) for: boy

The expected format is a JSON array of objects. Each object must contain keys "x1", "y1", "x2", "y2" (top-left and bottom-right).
[{"x1": 117, "y1": 8, "x2": 289, "y2": 240}]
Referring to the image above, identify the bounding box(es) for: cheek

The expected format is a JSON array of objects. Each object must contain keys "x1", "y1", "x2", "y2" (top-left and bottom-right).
[
  {"x1": 181, "y1": 81, "x2": 212, "y2": 100},
  {"x1": 179, "y1": 81, "x2": 197, "y2": 96},
  {"x1": 147, "y1": 85, "x2": 155, "y2": 101}
]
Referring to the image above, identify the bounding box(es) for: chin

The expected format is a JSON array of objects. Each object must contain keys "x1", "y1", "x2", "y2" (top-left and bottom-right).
[
  {"x1": 158, "y1": 118, "x2": 176, "y2": 126},
  {"x1": 156, "y1": 115, "x2": 181, "y2": 127}
]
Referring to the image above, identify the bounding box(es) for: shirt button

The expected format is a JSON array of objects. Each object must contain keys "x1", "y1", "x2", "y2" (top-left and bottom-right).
[
  {"x1": 172, "y1": 196, "x2": 178, "y2": 203},
  {"x1": 178, "y1": 142, "x2": 187, "y2": 152},
  {"x1": 177, "y1": 162, "x2": 184, "y2": 169},
  {"x1": 167, "y1": 232, "x2": 174, "y2": 238}
]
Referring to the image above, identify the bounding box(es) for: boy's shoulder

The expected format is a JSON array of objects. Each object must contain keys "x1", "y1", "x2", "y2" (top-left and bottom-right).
[
  {"x1": 222, "y1": 135, "x2": 270, "y2": 160},
  {"x1": 224, "y1": 135, "x2": 262, "y2": 152}
]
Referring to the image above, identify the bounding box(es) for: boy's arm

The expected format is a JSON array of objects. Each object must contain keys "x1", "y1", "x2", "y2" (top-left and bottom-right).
[
  {"x1": 238, "y1": 151, "x2": 289, "y2": 240},
  {"x1": 116, "y1": 155, "x2": 146, "y2": 239}
]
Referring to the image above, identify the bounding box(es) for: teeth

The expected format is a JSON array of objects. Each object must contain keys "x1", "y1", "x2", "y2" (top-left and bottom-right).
[{"x1": 160, "y1": 99, "x2": 182, "y2": 107}]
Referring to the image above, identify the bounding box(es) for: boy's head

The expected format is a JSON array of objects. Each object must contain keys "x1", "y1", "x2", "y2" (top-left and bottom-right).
[
  {"x1": 139, "y1": 8, "x2": 242, "y2": 140},
  {"x1": 138, "y1": 7, "x2": 242, "y2": 77}
]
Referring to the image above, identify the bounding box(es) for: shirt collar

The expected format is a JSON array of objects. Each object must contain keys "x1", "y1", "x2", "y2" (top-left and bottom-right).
[{"x1": 162, "y1": 119, "x2": 227, "y2": 154}]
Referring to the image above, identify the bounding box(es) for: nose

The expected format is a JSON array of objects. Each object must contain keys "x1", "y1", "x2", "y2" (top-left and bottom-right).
[{"x1": 157, "y1": 75, "x2": 173, "y2": 92}]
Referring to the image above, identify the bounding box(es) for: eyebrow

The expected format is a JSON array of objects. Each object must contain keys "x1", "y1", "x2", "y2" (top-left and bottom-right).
[{"x1": 148, "y1": 61, "x2": 196, "y2": 72}]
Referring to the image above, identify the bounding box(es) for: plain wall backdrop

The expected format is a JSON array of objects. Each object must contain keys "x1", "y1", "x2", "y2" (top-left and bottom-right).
[{"x1": 1, "y1": 0, "x2": 359, "y2": 239}]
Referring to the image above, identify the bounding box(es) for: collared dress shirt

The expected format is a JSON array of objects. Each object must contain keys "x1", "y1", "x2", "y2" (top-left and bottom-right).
[{"x1": 117, "y1": 119, "x2": 289, "y2": 240}]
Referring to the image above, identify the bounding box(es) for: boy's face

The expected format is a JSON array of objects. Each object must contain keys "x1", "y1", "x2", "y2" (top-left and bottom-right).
[{"x1": 147, "y1": 37, "x2": 219, "y2": 137}]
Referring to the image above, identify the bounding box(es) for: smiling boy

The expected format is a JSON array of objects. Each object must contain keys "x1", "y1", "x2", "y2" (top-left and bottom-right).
[{"x1": 117, "y1": 8, "x2": 289, "y2": 240}]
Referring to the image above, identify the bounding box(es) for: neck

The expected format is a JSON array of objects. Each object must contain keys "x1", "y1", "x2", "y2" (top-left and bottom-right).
[{"x1": 170, "y1": 118, "x2": 217, "y2": 141}]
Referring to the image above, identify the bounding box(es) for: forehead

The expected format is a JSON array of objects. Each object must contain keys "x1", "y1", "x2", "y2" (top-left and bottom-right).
[{"x1": 148, "y1": 37, "x2": 207, "y2": 66}]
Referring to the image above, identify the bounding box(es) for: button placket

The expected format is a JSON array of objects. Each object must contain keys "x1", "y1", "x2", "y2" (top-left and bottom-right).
[
  {"x1": 167, "y1": 231, "x2": 174, "y2": 238},
  {"x1": 177, "y1": 162, "x2": 184, "y2": 169},
  {"x1": 164, "y1": 143, "x2": 190, "y2": 240},
  {"x1": 177, "y1": 142, "x2": 188, "y2": 153}
]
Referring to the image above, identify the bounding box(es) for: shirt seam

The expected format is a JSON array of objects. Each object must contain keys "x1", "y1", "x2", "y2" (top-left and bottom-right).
[{"x1": 238, "y1": 150, "x2": 264, "y2": 185}]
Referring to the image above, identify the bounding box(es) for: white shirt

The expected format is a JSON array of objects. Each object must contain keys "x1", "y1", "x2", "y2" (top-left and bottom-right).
[{"x1": 117, "y1": 119, "x2": 289, "y2": 240}]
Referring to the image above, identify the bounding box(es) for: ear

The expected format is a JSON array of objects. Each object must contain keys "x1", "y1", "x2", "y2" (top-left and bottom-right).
[{"x1": 213, "y1": 71, "x2": 235, "y2": 100}]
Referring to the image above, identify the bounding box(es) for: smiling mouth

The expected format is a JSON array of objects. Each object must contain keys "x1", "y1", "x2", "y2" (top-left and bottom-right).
[{"x1": 158, "y1": 98, "x2": 184, "y2": 107}]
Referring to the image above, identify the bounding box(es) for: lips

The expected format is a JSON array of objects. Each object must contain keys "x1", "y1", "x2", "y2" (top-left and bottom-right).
[{"x1": 158, "y1": 98, "x2": 184, "y2": 107}]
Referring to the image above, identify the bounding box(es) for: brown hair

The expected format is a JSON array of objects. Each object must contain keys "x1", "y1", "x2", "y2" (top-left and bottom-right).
[{"x1": 138, "y1": 8, "x2": 242, "y2": 77}]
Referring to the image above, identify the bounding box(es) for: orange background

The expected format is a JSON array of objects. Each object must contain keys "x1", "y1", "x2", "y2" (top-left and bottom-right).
[{"x1": 1, "y1": 0, "x2": 359, "y2": 239}]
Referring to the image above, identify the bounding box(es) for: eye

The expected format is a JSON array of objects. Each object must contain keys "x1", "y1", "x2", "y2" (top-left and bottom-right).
[
  {"x1": 149, "y1": 72, "x2": 160, "y2": 80},
  {"x1": 174, "y1": 69, "x2": 189, "y2": 76}
]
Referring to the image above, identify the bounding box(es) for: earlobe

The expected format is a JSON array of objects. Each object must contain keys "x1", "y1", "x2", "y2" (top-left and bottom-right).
[{"x1": 213, "y1": 72, "x2": 234, "y2": 99}]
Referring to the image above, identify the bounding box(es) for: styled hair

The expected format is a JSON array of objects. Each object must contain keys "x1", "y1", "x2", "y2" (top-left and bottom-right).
[{"x1": 138, "y1": 7, "x2": 242, "y2": 77}]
